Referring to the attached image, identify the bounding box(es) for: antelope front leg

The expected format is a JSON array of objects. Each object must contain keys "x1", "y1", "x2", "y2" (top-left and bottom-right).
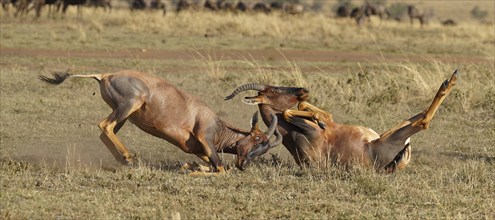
[
  {"x1": 196, "y1": 135, "x2": 227, "y2": 173},
  {"x1": 284, "y1": 108, "x2": 328, "y2": 129},
  {"x1": 180, "y1": 155, "x2": 214, "y2": 173},
  {"x1": 283, "y1": 109, "x2": 328, "y2": 129},
  {"x1": 187, "y1": 154, "x2": 227, "y2": 176},
  {"x1": 297, "y1": 101, "x2": 333, "y2": 122}
]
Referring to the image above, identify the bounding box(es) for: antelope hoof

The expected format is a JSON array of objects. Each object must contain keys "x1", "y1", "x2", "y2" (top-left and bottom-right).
[
  {"x1": 123, "y1": 153, "x2": 139, "y2": 167},
  {"x1": 179, "y1": 162, "x2": 192, "y2": 172},
  {"x1": 186, "y1": 165, "x2": 227, "y2": 176},
  {"x1": 317, "y1": 120, "x2": 327, "y2": 129},
  {"x1": 179, "y1": 162, "x2": 217, "y2": 173},
  {"x1": 187, "y1": 171, "x2": 225, "y2": 177},
  {"x1": 124, "y1": 157, "x2": 135, "y2": 166},
  {"x1": 197, "y1": 164, "x2": 213, "y2": 172},
  {"x1": 215, "y1": 165, "x2": 227, "y2": 173}
]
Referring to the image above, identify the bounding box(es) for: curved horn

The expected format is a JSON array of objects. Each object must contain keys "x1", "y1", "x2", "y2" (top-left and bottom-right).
[
  {"x1": 268, "y1": 129, "x2": 283, "y2": 148},
  {"x1": 246, "y1": 128, "x2": 283, "y2": 160},
  {"x1": 264, "y1": 113, "x2": 278, "y2": 138},
  {"x1": 224, "y1": 83, "x2": 266, "y2": 100}
]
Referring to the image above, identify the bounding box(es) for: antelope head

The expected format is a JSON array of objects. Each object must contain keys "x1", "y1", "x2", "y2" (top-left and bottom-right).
[
  {"x1": 224, "y1": 83, "x2": 310, "y2": 111},
  {"x1": 235, "y1": 112, "x2": 282, "y2": 170}
]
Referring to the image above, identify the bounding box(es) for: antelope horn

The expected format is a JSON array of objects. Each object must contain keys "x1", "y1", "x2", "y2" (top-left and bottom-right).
[
  {"x1": 247, "y1": 128, "x2": 282, "y2": 160},
  {"x1": 269, "y1": 129, "x2": 283, "y2": 148},
  {"x1": 224, "y1": 83, "x2": 266, "y2": 100},
  {"x1": 264, "y1": 113, "x2": 278, "y2": 138}
]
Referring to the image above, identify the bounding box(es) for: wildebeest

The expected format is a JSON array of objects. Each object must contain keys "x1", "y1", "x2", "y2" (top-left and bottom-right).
[
  {"x1": 150, "y1": 0, "x2": 166, "y2": 15},
  {"x1": 234, "y1": 0, "x2": 249, "y2": 13},
  {"x1": 269, "y1": 1, "x2": 283, "y2": 10},
  {"x1": 88, "y1": 0, "x2": 110, "y2": 11},
  {"x1": 176, "y1": 0, "x2": 200, "y2": 13},
  {"x1": 203, "y1": 0, "x2": 217, "y2": 11},
  {"x1": 130, "y1": 0, "x2": 167, "y2": 15},
  {"x1": 1, "y1": 0, "x2": 18, "y2": 15},
  {"x1": 351, "y1": 3, "x2": 390, "y2": 25},
  {"x1": 335, "y1": 2, "x2": 352, "y2": 18},
  {"x1": 13, "y1": 0, "x2": 54, "y2": 18},
  {"x1": 441, "y1": 19, "x2": 457, "y2": 26},
  {"x1": 12, "y1": 0, "x2": 30, "y2": 17},
  {"x1": 283, "y1": 2, "x2": 303, "y2": 15},
  {"x1": 407, "y1": 4, "x2": 426, "y2": 27},
  {"x1": 270, "y1": 1, "x2": 303, "y2": 15},
  {"x1": 59, "y1": 0, "x2": 87, "y2": 17},
  {"x1": 216, "y1": 0, "x2": 234, "y2": 12},
  {"x1": 130, "y1": 0, "x2": 166, "y2": 15},
  {"x1": 130, "y1": 0, "x2": 145, "y2": 10},
  {"x1": 252, "y1": 1, "x2": 270, "y2": 14}
]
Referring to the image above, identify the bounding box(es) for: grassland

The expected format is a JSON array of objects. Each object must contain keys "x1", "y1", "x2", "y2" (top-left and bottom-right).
[{"x1": 1, "y1": 2, "x2": 494, "y2": 219}]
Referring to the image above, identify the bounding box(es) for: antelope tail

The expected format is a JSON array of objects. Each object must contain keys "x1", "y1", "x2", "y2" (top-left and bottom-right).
[{"x1": 39, "y1": 72, "x2": 103, "y2": 85}]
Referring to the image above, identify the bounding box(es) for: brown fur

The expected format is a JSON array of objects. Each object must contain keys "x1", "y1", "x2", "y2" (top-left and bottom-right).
[
  {"x1": 226, "y1": 71, "x2": 458, "y2": 173},
  {"x1": 39, "y1": 70, "x2": 281, "y2": 172}
]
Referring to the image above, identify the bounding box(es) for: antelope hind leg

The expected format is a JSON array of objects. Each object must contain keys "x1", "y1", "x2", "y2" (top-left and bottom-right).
[
  {"x1": 97, "y1": 101, "x2": 144, "y2": 165},
  {"x1": 381, "y1": 70, "x2": 458, "y2": 138},
  {"x1": 413, "y1": 70, "x2": 458, "y2": 129},
  {"x1": 99, "y1": 120, "x2": 134, "y2": 165},
  {"x1": 99, "y1": 133, "x2": 129, "y2": 164},
  {"x1": 373, "y1": 70, "x2": 458, "y2": 171}
]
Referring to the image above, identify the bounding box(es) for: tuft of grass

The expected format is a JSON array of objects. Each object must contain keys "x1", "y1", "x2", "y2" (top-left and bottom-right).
[{"x1": 193, "y1": 50, "x2": 227, "y2": 83}]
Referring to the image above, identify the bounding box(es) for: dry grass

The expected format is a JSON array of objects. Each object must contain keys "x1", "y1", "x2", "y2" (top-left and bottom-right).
[
  {"x1": 1, "y1": 5, "x2": 494, "y2": 58},
  {"x1": 1, "y1": 5, "x2": 495, "y2": 219}
]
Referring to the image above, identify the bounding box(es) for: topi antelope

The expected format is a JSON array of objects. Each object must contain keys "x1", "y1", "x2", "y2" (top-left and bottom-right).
[
  {"x1": 225, "y1": 70, "x2": 458, "y2": 173},
  {"x1": 39, "y1": 70, "x2": 282, "y2": 173}
]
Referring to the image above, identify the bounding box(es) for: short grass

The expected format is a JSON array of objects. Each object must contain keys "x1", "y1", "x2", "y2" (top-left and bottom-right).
[{"x1": 1, "y1": 4, "x2": 495, "y2": 219}]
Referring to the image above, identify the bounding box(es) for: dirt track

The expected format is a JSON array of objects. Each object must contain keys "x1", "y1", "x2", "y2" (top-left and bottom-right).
[{"x1": 1, "y1": 47, "x2": 492, "y2": 65}]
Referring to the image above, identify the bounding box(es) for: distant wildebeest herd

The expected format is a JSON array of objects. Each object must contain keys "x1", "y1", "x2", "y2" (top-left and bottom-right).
[
  {"x1": 1, "y1": 0, "x2": 305, "y2": 18},
  {"x1": 1, "y1": 0, "x2": 111, "y2": 17},
  {"x1": 335, "y1": 1, "x2": 439, "y2": 27},
  {"x1": 133, "y1": 0, "x2": 305, "y2": 15},
  {"x1": 1, "y1": 0, "x2": 463, "y2": 27}
]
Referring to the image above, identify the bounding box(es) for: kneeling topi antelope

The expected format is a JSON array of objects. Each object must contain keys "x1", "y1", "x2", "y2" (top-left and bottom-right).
[{"x1": 39, "y1": 70, "x2": 282, "y2": 173}]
